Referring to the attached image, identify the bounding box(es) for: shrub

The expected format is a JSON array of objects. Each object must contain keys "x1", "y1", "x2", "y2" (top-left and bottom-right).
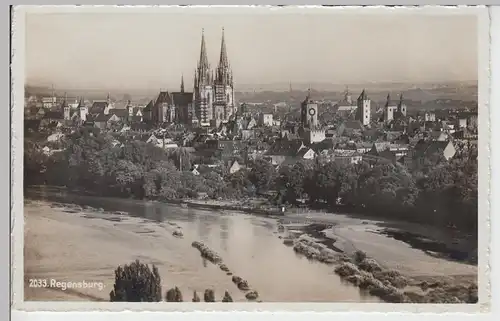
[
  {"x1": 245, "y1": 290, "x2": 259, "y2": 300},
  {"x1": 204, "y1": 289, "x2": 215, "y2": 302},
  {"x1": 222, "y1": 291, "x2": 233, "y2": 302},
  {"x1": 192, "y1": 290, "x2": 200, "y2": 302},
  {"x1": 334, "y1": 262, "x2": 360, "y2": 277},
  {"x1": 372, "y1": 270, "x2": 409, "y2": 289},
  {"x1": 357, "y1": 258, "x2": 382, "y2": 273},
  {"x1": 109, "y1": 260, "x2": 162, "y2": 302},
  {"x1": 354, "y1": 250, "x2": 367, "y2": 264},
  {"x1": 165, "y1": 287, "x2": 183, "y2": 302}
]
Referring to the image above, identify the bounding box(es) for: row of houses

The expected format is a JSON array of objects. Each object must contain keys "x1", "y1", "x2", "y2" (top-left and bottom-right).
[{"x1": 260, "y1": 135, "x2": 457, "y2": 168}]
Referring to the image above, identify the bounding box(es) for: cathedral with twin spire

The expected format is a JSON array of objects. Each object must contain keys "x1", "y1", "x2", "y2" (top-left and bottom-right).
[
  {"x1": 145, "y1": 28, "x2": 235, "y2": 128},
  {"x1": 193, "y1": 28, "x2": 236, "y2": 127}
]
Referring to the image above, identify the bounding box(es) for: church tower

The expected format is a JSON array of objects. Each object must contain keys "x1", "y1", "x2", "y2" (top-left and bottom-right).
[
  {"x1": 62, "y1": 92, "x2": 70, "y2": 120},
  {"x1": 127, "y1": 99, "x2": 134, "y2": 120},
  {"x1": 356, "y1": 89, "x2": 371, "y2": 126},
  {"x1": 301, "y1": 89, "x2": 319, "y2": 129},
  {"x1": 193, "y1": 29, "x2": 213, "y2": 126},
  {"x1": 78, "y1": 97, "x2": 87, "y2": 123},
  {"x1": 345, "y1": 86, "x2": 352, "y2": 105},
  {"x1": 384, "y1": 93, "x2": 393, "y2": 122},
  {"x1": 397, "y1": 93, "x2": 407, "y2": 117},
  {"x1": 213, "y1": 27, "x2": 235, "y2": 125}
]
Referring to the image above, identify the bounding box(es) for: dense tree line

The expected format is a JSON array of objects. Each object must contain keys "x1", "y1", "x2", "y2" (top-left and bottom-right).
[
  {"x1": 24, "y1": 128, "x2": 254, "y2": 201},
  {"x1": 275, "y1": 156, "x2": 477, "y2": 234},
  {"x1": 24, "y1": 128, "x2": 477, "y2": 234}
]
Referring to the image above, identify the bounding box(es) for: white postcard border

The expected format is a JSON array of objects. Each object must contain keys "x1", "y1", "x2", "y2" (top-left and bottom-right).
[{"x1": 11, "y1": 4, "x2": 491, "y2": 314}]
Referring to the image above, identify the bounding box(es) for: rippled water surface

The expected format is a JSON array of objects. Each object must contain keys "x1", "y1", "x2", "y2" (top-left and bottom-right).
[{"x1": 25, "y1": 189, "x2": 379, "y2": 302}]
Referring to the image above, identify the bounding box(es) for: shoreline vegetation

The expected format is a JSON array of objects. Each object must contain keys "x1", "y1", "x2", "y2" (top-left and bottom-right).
[
  {"x1": 25, "y1": 128, "x2": 478, "y2": 238},
  {"x1": 287, "y1": 228, "x2": 477, "y2": 303},
  {"x1": 109, "y1": 259, "x2": 241, "y2": 303},
  {"x1": 24, "y1": 127, "x2": 478, "y2": 303}
]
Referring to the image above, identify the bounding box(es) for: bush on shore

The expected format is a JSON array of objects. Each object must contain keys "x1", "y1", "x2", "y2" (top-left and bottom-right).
[
  {"x1": 204, "y1": 289, "x2": 216, "y2": 302},
  {"x1": 222, "y1": 291, "x2": 233, "y2": 302},
  {"x1": 245, "y1": 290, "x2": 259, "y2": 300},
  {"x1": 109, "y1": 260, "x2": 162, "y2": 302},
  {"x1": 165, "y1": 287, "x2": 183, "y2": 302},
  {"x1": 334, "y1": 257, "x2": 477, "y2": 303},
  {"x1": 192, "y1": 290, "x2": 201, "y2": 302}
]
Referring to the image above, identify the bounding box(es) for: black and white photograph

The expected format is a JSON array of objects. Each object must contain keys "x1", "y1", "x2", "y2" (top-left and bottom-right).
[{"x1": 15, "y1": 5, "x2": 487, "y2": 307}]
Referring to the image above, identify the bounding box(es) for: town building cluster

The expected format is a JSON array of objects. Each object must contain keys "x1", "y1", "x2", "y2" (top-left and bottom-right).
[{"x1": 24, "y1": 28, "x2": 478, "y2": 176}]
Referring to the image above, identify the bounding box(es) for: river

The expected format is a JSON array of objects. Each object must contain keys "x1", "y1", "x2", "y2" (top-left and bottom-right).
[
  {"x1": 24, "y1": 188, "x2": 380, "y2": 302},
  {"x1": 24, "y1": 188, "x2": 476, "y2": 303}
]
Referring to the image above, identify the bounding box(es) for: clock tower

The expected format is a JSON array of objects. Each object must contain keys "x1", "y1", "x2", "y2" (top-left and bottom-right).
[{"x1": 301, "y1": 89, "x2": 318, "y2": 129}]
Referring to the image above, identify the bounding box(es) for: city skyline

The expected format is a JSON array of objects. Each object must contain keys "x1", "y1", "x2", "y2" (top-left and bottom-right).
[{"x1": 25, "y1": 7, "x2": 478, "y2": 91}]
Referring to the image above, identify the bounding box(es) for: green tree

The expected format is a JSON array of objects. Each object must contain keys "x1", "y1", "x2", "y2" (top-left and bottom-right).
[
  {"x1": 248, "y1": 158, "x2": 277, "y2": 194},
  {"x1": 109, "y1": 260, "x2": 162, "y2": 302}
]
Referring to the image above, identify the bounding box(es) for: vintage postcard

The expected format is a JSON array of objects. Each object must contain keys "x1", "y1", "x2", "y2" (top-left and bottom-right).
[{"x1": 11, "y1": 5, "x2": 490, "y2": 312}]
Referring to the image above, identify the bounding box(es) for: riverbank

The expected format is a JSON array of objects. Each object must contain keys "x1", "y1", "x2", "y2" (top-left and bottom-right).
[
  {"x1": 24, "y1": 199, "x2": 379, "y2": 302},
  {"x1": 166, "y1": 198, "x2": 284, "y2": 217},
  {"x1": 277, "y1": 217, "x2": 477, "y2": 302},
  {"x1": 26, "y1": 185, "x2": 285, "y2": 217}
]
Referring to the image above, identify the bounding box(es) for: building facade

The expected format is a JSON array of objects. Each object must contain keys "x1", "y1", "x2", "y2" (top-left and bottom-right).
[
  {"x1": 383, "y1": 93, "x2": 407, "y2": 122},
  {"x1": 355, "y1": 89, "x2": 371, "y2": 126},
  {"x1": 193, "y1": 28, "x2": 236, "y2": 127},
  {"x1": 300, "y1": 91, "x2": 325, "y2": 144}
]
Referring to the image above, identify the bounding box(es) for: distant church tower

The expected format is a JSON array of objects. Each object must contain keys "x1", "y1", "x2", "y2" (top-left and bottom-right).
[
  {"x1": 384, "y1": 93, "x2": 393, "y2": 122},
  {"x1": 193, "y1": 29, "x2": 213, "y2": 126},
  {"x1": 345, "y1": 86, "x2": 352, "y2": 105},
  {"x1": 62, "y1": 92, "x2": 70, "y2": 120},
  {"x1": 78, "y1": 97, "x2": 87, "y2": 122},
  {"x1": 356, "y1": 89, "x2": 371, "y2": 126},
  {"x1": 301, "y1": 89, "x2": 319, "y2": 129},
  {"x1": 397, "y1": 93, "x2": 407, "y2": 117}
]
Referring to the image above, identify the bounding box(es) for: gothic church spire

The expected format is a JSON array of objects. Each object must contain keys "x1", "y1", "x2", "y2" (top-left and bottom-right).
[
  {"x1": 198, "y1": 28, "x2": 209, "y2": 70},
  {"x1": 216, "y1": 27, "x2": 231, "y2": 85},
  {"x1": 218, "y1": 27, "x2": 229, "y2": 69},
  {"x1": 197, "y1": 29, "x2": 210, "y2": 85}
]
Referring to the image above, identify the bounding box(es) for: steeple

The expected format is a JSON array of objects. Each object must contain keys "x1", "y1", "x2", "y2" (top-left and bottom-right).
[
  {"x1": 61, "y1": 92, "x2": 69, "y2": 109},
  {"x1": 219, "y1": 27, "x2": 229, "y2": 70},
  {"x1": 216, "y1": 27, "x2": 231, "y2": 85},
  {"x1": 180, "y1": 74, "x2": 185, "y2": 93},
  {"x1": 358, "y1": 89, "x2": 367, "y2": 101},
  {"x1": 385, "y1": 93, "x2": 391, "y2": 107},
  {"x1": 197, "y1": 29, "x2": 210, "y2": 85},
  {"x1": 199, "y1": 28, "x2": 209, "y2": 69},
  {"x1": 78, "y1": 97, "x2": 85, "y2": 108}
]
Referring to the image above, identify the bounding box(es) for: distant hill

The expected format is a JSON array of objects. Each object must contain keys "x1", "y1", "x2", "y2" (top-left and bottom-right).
[{"x1": 25, "y1": 80, "x2": 478, "y2": 106}]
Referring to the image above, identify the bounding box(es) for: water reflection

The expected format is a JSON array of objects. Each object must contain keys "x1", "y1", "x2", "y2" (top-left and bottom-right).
[
  {"x1": 219, "y1": 217, "x2": 229, "y2": 251},
  {"x1": 196, "y1": 217, "x2": 212, "y2": 243}
]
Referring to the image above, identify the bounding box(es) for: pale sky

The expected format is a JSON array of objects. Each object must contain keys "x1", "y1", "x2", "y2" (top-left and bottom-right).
[{"x1": 25, "y1": 7, "x2": 478, "y2": 91}]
